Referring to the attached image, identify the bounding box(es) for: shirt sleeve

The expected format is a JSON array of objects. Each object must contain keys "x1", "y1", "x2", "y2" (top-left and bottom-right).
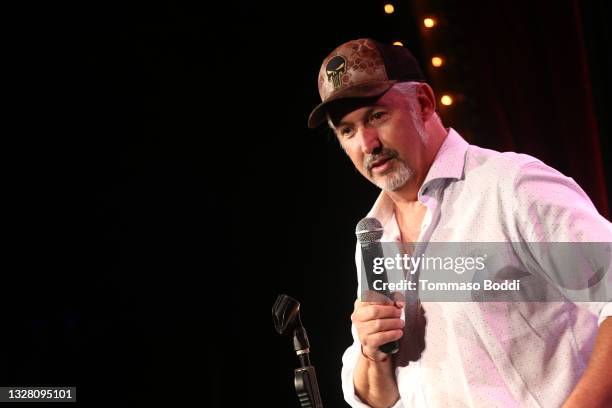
[
  {"x1": 598, "y1": 303, "x2": 612, "y2": 326},
  {"x1": 512, "y1": 160, "x2": 612, "y2": 320}
]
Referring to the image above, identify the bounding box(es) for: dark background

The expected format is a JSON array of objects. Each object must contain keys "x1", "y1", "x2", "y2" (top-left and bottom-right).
[{"x1": 5, "y1": 0, "x2": 610, "y2": 406}]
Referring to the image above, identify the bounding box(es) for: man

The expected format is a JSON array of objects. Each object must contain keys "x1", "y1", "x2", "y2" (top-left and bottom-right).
[{"x1": 308, "y1": 38, "x2": 612, "y2": 407}]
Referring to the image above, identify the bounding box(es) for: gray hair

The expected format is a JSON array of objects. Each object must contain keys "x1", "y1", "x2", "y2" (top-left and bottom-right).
[
  {"x1": 391, "y1": 82, "x2": 429, "y2": 142},
  {"x1": 391, "y1": 81, "x2": 420, "y2": 112}
]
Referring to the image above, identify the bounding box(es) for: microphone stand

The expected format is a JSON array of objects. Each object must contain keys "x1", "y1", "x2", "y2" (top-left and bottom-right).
[{"x1": 273, "y1": 294, "x2": 324, "y2": 408}]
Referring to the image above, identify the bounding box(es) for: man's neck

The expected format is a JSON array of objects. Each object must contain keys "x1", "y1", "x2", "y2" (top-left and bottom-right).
[{"x1": 392, "y1": 197, "x2": 428, "y2": 243}]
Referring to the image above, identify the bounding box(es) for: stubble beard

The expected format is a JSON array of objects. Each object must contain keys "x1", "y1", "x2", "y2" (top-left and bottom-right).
[{"x1": 374, "y1": 159, "x2": 414, "y2": 191}]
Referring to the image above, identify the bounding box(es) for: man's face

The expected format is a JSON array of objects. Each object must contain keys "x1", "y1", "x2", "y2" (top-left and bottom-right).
[{"x1": 329, "y1": 89, "x2": 429, "y2": 192}]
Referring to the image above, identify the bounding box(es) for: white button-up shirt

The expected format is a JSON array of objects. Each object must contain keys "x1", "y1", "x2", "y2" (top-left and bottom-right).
[{"x1": 342, "y1": 129, "x2": 612, "y2": 407}]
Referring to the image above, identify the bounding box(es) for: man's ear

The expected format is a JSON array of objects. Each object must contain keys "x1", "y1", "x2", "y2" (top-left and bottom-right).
[{"x1": 416, "y1": 83, "x2": 436, "y2": 123}]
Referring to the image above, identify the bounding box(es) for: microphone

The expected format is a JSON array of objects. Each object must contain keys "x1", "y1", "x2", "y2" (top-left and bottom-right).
[{"x1": 355, "y1": 217, "x2": 399, "y2": 355}]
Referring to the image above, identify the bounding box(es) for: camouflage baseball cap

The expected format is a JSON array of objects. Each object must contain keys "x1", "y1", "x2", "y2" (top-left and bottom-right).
[{"x1": 308, "y1": 38, "x2": 425, "y2": 128}]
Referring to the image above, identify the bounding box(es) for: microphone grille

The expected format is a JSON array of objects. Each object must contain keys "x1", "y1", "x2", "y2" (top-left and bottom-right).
[{"x1": 355, "y1": 217, "x2": 384, "y2": 243}]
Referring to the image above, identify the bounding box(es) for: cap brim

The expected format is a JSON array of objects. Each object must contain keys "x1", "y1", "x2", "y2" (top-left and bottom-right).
[{"x1": 307, "y1": 80, "x2": 397, "y2": 128}]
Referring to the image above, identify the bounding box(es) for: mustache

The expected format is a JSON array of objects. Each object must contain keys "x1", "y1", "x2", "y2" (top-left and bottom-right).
[{"x1": 364, "y1": 148, "x2": 400, "y2": 171}]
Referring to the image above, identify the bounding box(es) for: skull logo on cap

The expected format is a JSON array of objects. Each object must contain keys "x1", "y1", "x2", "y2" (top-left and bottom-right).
[{"x1": 326, "y1": 55, "x2": 347, "y2": 89}]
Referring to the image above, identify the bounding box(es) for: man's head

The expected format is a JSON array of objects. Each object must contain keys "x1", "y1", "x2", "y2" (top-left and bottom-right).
[
  {"x1": 308, "y1": 38, "x2": 426, "y2": 129},
  {"x1": 309, "y1": 39, "x2": 445, "y2": 195},
  {"x1": 327, "y1": 82, "x2": 439, "y2": 192}
]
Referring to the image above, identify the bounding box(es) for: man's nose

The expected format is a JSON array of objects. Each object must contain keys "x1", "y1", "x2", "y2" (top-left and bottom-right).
[{"x1": 359, "y1": 127, "x2": 382, "y2": 155}]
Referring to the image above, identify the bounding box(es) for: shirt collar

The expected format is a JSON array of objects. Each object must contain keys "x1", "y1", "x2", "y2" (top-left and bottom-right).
[
  {"x1": 366, "y1": 128, "x2": 469, "y2": 229},
  {"x1": 421, "y1": 128, "x2": 468, "y2": 187}
]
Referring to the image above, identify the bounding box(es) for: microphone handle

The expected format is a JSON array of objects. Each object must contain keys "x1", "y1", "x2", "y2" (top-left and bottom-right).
[
  {"x1": 360, "y1": 242, "x2": 400, "y2": 355},
  {"x1": 379, "y1": 340, "x2": 399, "y2": 354}
]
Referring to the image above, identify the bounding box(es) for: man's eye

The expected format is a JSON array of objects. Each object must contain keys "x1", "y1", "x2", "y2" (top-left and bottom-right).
[
  {"x1": 340, "y1": 127, "x2": 354, "y2": 137},
  {"x1": 370, "y1": 111, "x2": 387, "y2": 122}
]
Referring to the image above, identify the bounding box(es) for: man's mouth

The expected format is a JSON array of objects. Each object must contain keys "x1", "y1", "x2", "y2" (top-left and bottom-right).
[{"x1": 369, "y1": 156, "x2": 393, "y2": 171}]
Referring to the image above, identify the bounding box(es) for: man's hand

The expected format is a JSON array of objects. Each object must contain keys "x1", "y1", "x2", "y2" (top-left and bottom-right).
[
  {"x1": 351, "y1": 293, "x2": 405, "y2": 407},
  {"x1": 351, "y1": 294, "x2": 405, "y2": 362}
]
